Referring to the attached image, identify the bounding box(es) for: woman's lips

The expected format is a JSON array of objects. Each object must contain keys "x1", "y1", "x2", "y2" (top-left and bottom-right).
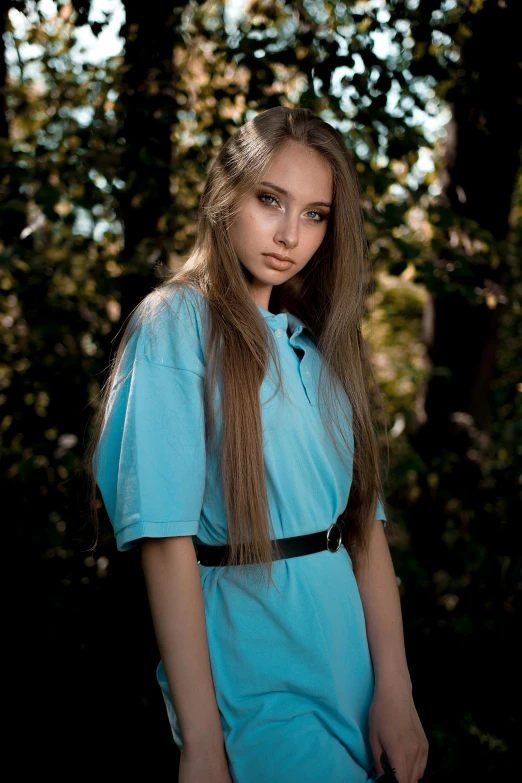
[{"x1": 263, "y1": 254, "x2": 293, "y2": 271}]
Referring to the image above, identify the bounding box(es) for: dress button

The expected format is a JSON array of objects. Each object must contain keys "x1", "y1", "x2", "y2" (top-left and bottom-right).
[
  {"x1": 305, "y1": 368, "x2": 310, "y2": 376},
  {"x1": 275, "y1": 328, "x2": 284, "y2": 337}
]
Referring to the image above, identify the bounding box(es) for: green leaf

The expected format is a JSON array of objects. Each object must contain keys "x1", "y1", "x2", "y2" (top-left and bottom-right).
[{"x1": 392, "y1": 236, "x2": 421, "y2": 259}]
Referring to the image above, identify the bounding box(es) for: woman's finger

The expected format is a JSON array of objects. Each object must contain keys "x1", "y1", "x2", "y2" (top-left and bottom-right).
[
  {"x1": 372, "y1": 743, "x2": 385, "y2": 776},
  {"x1": 408, "y1": 747, "x2": 423, "y2": 783},
  {"x1": 396, "y1": 742, "x2": 419, "y2": 783},
  {"x1": 410, "y1": 745, "x2": 429, "y2": 782},
  {"x1": 388, "y1": 756, "x2": 407, "y2": 783}
]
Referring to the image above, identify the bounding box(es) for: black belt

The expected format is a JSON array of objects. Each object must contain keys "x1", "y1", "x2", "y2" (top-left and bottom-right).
[{"x1": 196, "y1": 520, "x2": 345, "y2": 567}]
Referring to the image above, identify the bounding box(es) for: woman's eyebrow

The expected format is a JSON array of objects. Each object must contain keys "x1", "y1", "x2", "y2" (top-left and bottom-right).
[{"x1": 259, "y1": 180, "x2": 332, "y2": 208}]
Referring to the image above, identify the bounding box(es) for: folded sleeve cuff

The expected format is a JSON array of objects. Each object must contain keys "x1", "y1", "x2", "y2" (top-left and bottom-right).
[
  {"x1": 116, "y1": 519, "x2": 201, "y2": 552},
  {"x1": 376, "y1": 495, "x2": 387, "y2": 529}
]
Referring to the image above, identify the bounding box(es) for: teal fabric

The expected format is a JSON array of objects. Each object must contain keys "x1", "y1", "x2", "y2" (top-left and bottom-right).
[{"x1": 94, "y1": 285, "x2": 386, "y2": 782}]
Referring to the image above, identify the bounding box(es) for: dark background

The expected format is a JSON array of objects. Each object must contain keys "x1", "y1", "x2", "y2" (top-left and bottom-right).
[{"x1": 3, "y1": 1, "x2": 521, "y2": 779}]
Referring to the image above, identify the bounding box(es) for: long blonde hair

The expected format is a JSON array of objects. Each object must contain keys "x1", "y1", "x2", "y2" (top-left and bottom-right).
[{"x1": 83, "y1": 106, "x2": 393, "y2": 589}]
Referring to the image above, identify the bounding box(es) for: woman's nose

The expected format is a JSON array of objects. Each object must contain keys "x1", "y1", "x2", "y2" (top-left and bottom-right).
[{"x1": 274, "y1": 215, "x2": 299, "y2": 248}]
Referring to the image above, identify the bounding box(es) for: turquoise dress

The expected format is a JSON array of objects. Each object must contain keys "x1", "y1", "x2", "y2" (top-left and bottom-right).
[{"x1": 94, "y1": 284, "x2": 386, "y2": 783}]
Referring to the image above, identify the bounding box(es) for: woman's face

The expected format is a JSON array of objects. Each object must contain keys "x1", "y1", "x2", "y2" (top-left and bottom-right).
[{"x1": 228, "y1": 141, "x2": 333, "y2": 311}]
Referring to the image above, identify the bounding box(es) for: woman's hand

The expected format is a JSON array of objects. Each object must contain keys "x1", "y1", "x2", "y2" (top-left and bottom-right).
[
  {"x1": 368, "y1": 674, "x2": 429, "y2": 783},
  {"x1": 179, "y1": 742, "x2": 233, "y2": 783}
]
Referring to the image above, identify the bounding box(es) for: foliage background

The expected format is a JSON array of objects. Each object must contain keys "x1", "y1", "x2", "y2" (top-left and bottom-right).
[{"x1": 2, "y1": 0, "x2": 520, "y2": 778}]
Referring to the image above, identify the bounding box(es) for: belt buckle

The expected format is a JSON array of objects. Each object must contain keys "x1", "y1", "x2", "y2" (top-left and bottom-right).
[{"x1": 326, "y1": 522, "x2": 342, "y2": 553}]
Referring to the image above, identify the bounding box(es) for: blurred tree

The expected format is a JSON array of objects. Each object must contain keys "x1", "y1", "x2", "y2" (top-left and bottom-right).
[
  {"x1": 1, "y1": 0, "x2": 520, "y2": 778},
  {"x1": 115, "y1": 3, "x2": 197, "y2": 319},
  {"x1": 395, "y1": 2, "x2": 522, "y2": 777},
  {"x1": 1, "y1": 1, "x2": 27, "y2": 242}
]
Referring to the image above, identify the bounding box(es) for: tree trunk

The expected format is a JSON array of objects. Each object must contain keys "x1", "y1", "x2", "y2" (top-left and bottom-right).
[
  {"x1": 1, "y1": 2, "x2": 28, "y2": 244},
  {"x1": 411, "y1": 0, "x2": 521, "y2": 463},
  {"x1": 116, "y1": 3, "x2": 185, "y2": 321}
]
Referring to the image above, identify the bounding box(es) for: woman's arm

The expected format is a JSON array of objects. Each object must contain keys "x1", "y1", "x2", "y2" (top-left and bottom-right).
[
  {"x1": 353, "y1": 522, "x2": 411, "y2": 689},
  {"x1": 140, "y1": 536, "x2": 226, "y2": 755},
  {"x1": 354, "y1": 522, "x2": 429, "y2": 782}
]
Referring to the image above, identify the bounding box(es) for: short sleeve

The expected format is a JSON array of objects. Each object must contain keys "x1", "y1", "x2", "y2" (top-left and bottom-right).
[
  {"x1": 376, "y1": 494, "x2": 387, "y2": 529},
  {"x1": 93, "y1": 286, "x2": 207, "y2": 551}
]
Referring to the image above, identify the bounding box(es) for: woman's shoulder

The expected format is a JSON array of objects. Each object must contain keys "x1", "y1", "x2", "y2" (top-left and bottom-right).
[
  {"x1": 138, "y1": 281, "x2": 207, "y2": 322},
  {"x1": 128, "y1": 282, "x2": 208, "y2": 375}
]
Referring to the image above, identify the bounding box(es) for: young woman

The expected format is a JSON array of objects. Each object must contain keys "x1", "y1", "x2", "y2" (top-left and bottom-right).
[{"x1": 87, "y1": 106, "x2": 428, "y2": 783}]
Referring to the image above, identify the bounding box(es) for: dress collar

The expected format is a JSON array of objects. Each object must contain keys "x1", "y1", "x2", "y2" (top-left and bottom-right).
[
  {"x1": 256, "y1": 303, "x2": 288, "y2": 330},
  {"x1": 256, "y1": 303, "x2": 311, "y2": 338}
]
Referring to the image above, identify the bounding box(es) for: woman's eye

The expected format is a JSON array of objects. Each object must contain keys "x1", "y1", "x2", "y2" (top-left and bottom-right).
[
  {"x1": 258, "y1": 193, "x2": 279, "y2": 207},
  {"x1": 307, "y1": 210, "x2": 326, "y2": 221},
  {"x1": 257, "y1": 193, "x2": 327, "y2": 221}
]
